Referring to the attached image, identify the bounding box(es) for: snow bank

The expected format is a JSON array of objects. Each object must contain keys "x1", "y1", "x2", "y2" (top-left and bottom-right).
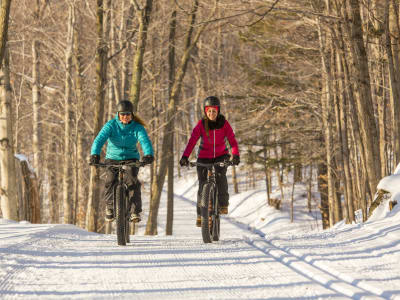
[{"x1": 377, "y1": 174, "x2": 400, "y2": 202}]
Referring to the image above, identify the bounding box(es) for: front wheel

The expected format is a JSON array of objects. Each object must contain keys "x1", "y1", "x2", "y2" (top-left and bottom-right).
[
  {"x1": 212, "y1": 197, "x2": 220, "y2": 241},
  {"x1": 115, "y1": 185, "x2": 127, "y2": 246},
  {"x1": 200, "y1": 183, "x2": 215, "y2": 243}
]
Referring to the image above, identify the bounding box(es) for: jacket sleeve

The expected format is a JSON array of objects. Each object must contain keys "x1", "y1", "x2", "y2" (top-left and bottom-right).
[
  {"x1": 91, "y1": 121, "x2": 112, "y2": 155},
  {"x1": 136, "y1": 124, "x2": 154, "y2": 156},
  {"x1": 224, "y1": 121, "x2": 239, "y2": 156},
  {"x1": 182, "y1": 121, "x2": 202, "y2": 157}
]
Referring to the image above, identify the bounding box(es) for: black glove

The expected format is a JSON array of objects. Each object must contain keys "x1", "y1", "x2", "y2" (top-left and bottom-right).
[
  {"x1": 232, "y1": 155, "x2": 240, "y2": 166},
  {"x1": 89, "y1": 154, "x2": 100, "y2": 166},
  {"x1": 179, "y1": 156, "x2": 189, "y2": 167},
  {"x1": 142, "y1": 155, "x2": 154, "y2": 165}
]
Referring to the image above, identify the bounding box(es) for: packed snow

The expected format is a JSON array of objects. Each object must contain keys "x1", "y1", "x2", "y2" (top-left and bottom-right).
[{"x1": 1, "y1": 167, "x2": 400, "y2": 299}]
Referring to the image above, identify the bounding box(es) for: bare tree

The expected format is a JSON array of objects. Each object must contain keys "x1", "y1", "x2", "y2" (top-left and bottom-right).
[{"x1": 0, "y1": 50, "x2": 18, "y2": 221}]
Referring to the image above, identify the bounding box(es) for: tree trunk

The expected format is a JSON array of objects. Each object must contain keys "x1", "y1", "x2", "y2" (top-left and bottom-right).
[
  {"x1": 63, "y1": 4, "x2": 75, "y2": 224},
  {"x1": 86, "y1": 0, "x2": 108, "y2": 232},
  {"x1": 0, "y1": 49, "x2": 18, "y2": 221},
  {"x1": 317, "y1": 19, "x2": 336, "y2": 227},
  {"x1": 317, "y1": 162, "x2": 329, "y2": 229},
  {"x1": 345, "y1": 0, "x2": 381, "y2": 198},
  {"x1": 0, "y1": 0, "x2": 11, "y2": 65},
  {"x1": 129, "y1": 0, "x2": 153, "y2": 112},
  {"x1": 31, "y1": 39, "x2": 42, "y2": 219},
  {"x1": 47, "y1": 137, "x2": 59, "y2": 223},
  {"x1": 384, "y1": 0, "x2": 400, "y2": 168},
  {"x1": 166, "y1": 9, "x2": 176, "y2": 236},
  {"x1": 73, "y1": 14, "x2": 88, "y2": 228}
]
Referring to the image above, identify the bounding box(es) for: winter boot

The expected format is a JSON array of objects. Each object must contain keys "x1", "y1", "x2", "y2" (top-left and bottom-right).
[
  {"x1": 219, "y1": 206, "x2": 228, "y2": 215},
  {"x1": 196, "y1": 215, "x2": 201, "y2": 227},
  {"x1": 105, "y1": 208, "x2": 114, "y2": 221}
]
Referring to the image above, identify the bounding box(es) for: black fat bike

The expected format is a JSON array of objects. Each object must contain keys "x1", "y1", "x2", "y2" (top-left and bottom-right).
[
  {"x1": 93, "y1": 161, "x2": 145, "y2": 246},
  {"x1": 190, "y1": 161, "x2": 233, "y2": 243}
]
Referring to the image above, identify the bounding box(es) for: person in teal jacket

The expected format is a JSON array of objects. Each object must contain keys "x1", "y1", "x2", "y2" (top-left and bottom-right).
[{"x1": 90, "y1": 100, "x2": 154, "y2": 222}]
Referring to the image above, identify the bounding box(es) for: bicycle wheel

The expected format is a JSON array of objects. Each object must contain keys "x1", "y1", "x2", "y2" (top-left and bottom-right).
[
  {"x1": 212, "y1": 191, "x2": 220, "y2": 241},
  {"x1": 115, "y1": 185, "x2": 127, "y2": 246},
  {"x1": 200, "y1": 183, "x2": 214, "y2": 243},
  {"x1": 125, "y1": 196, "x2": 130, "y2": 243}
]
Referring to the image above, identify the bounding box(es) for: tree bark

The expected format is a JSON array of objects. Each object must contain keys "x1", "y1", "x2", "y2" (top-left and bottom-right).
[
  {"x1": 0, "y1": 49, "x2": 18, "y2": 221},
  {"x1": 0, "y1": 0, "x2": 11, "y2": 65},
  {"x1": 86, "y1": 0, "x2": 108, "y2": 232},
  {"x1": 166, "y1": 8, "x2": 177, "y2": 236},
  {"x1": 345, "y1": 0, "x2": 381, "y2": 198},
  {"x1": 63, "y1": 4, "x2": 75, "y2": 224},
  {"x1": 384, "y1": 0, "x2": 400, "y2": 168},
  {"x1": 129, "y1": 0, "x2": 153, "y2": 112}
]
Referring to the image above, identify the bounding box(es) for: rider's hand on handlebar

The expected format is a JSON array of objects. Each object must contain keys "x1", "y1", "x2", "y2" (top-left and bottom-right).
[
  {"x1": 89, "y1": 154, "x2": 100, "y2": 166},
  {"x1": 179, "y1": 156, "x2": 189, "y2": 167},
  {"x1": 142, "y1": 155, "x2": 154, "y2": 165},
  {"x1": 232, "y1": 155, "x2": 240, "y2": 166}
]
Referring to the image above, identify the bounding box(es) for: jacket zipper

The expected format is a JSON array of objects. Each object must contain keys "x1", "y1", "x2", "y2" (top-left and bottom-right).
[{"x1": 213, "y1": 130, "x2": 215, "y2": 158}]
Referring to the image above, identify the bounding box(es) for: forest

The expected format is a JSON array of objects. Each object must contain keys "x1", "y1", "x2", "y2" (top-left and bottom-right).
[{"x1": 0, "y1": 0, "x2": 398, "y2": 233}]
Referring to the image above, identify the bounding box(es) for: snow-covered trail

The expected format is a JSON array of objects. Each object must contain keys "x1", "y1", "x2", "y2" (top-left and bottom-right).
[{"x1": 0, "y1": 183, "x2": 394, "y2": 300}]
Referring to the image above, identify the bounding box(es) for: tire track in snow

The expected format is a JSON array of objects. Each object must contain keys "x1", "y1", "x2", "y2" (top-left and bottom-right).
[
  {"x1": 224, "y1": 215, "x2": 387, "y2": 300},
  {"x1": 0, "y1": 225, "x2": 52, "y2": 295}
]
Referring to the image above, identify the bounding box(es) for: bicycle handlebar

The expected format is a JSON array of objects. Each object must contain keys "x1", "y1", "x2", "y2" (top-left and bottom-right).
[
  {"x1": 90, "y1": 161, "x2": 146, "y2": 168},
  {"x1": 188, "y1": 161, "x2": 234, "y2": 168}
]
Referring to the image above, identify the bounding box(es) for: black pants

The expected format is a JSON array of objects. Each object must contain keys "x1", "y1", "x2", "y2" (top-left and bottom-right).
[
  {"x1": 196, "y1": 155, "x2": 229, "y2": 216},
  {"x1": 103, "y1": 159, "x2": 142, "y2": 214}
]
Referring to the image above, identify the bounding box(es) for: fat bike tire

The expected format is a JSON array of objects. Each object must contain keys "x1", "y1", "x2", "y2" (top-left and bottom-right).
[
  {"x1": 115, "y1": 185, "x2": 127, "y2": 246},
  {"x1": 201, "y1": 183, "x2": 214, "y2": 243},
  {"x1": 212, "y1": 199, "x2": 220, "y2": 241},
  {"x1": 125, "y1": 206, "x2": 130, "y2": 244}
]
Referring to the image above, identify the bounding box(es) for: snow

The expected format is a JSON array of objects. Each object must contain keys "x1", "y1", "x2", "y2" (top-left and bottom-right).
[
  {"x1": 377, "y1": 175, "x2": 400, "y2": 203},
  {"x1": 1, "y1": 167, "x2": 400, "y2": 299}
]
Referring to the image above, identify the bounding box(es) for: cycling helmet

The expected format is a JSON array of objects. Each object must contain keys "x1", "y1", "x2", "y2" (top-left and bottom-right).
[
  {"x1": 116, "y1": 100, "x2": 133, "y2": 113},
  {"x1": 203, "y1": 96, "x2": 220, "y2": 114}
]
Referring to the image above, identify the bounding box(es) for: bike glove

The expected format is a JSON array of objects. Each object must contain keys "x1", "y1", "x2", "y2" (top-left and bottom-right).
[
  {"x1": 142, "y1": 155, "x2": 154, "y2": 165},
  {"x1": 179, "y1": 156, "x2": 189, "y2": 167},
  {"x1": 232, "y1": 155, "x2": 240, "y2": 166},
  {"x1": 89, "y1": 154, "x2": 100, "y2": 166}
]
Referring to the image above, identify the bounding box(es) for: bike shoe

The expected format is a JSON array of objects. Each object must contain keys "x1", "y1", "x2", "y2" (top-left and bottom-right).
[
  {"x1": 196, "y1": 216, "x2": 201, "y2": 227},
  {"x1": 105, "y1": 208, "x2": 114, "y2": 221},
  {"x1": 130, "y1": 212, "x2": 141, "y2": 223},
  {"x1": 219, "y1": 206, "x2": 228, "y2": 215}
]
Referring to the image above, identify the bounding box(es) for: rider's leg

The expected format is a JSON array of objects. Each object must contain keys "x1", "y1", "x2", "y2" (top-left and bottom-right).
[
  {"x1": 104, "y1": 161, "x2": 118, "y2": 219},
  {"x1": 126, "y1": 164, "x2": 142, "y2": 222},
  {"x1": 215, "y1": 155, "x2": 229, "y2": 214},
  {"x1": 196, "y1": 164, "x2": 208, "y2": 216}
]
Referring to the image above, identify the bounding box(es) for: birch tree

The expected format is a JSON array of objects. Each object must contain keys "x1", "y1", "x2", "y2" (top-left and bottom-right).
[
  {"x1": 0, "y1": 50, "x2": 18, "y2": 221},
  {"x1": 62, "y1": 3, "x2": 75, "y2": 224}
]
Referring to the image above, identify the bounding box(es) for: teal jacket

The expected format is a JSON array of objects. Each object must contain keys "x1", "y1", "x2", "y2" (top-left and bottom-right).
[{"x1": 91, "y1": 114, "x2": 154, "y2": 160}]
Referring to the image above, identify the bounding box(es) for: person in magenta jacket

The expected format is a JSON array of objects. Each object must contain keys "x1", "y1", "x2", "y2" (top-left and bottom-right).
[{"x1": 179, "y1": 96, "x2": 240, "y2": 227}]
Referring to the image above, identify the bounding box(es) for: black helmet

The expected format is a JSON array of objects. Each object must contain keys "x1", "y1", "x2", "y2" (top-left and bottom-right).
[
  {"x1": 203, "y1": 96, "x2": 220, "y2": 113},
  {"x1": 116, "y1": 100, "x2": 133, "y2": 113}
]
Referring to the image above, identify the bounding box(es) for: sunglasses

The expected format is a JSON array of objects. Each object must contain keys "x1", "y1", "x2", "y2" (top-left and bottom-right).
[{"x1": 119, "y1": 112, "x2": 131, "y2": 116}]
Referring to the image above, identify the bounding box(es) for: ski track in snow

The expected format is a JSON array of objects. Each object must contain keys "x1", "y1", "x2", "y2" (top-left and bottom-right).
[{"x1": 1, "y1": 179, "x2": 400, "y2": 299}]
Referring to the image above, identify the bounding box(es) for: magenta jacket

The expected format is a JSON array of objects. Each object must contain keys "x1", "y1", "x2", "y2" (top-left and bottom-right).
[{"x1": 182, "y1": 115, "x2": 239, "y2": 159}]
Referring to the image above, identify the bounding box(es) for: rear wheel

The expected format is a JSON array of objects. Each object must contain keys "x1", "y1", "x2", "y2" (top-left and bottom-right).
[
  {"x1": 200, "y1": 183, "x2": 215, "y2": 243},
  {"x1": 115, "y1": 185, "x2": 127, "y2": 246}
]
